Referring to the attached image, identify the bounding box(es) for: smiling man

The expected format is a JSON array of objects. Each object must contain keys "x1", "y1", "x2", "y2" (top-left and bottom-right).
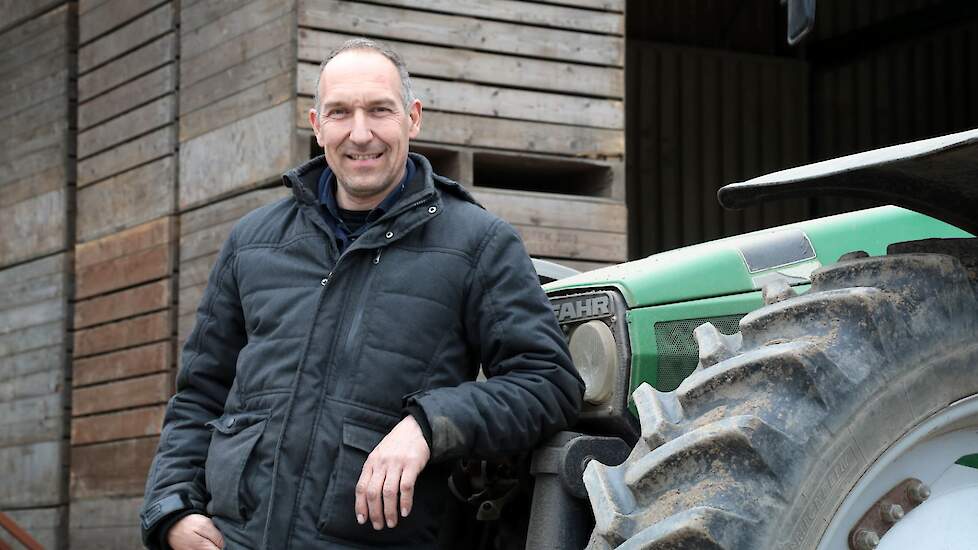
[{"x1": 139, "y1": 39, "x2": 583, "y2": 549}]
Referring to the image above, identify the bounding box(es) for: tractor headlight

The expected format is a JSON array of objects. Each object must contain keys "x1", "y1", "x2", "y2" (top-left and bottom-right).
[{"x1": 569, "y1": 320, "x2": 618, "y2": 404}]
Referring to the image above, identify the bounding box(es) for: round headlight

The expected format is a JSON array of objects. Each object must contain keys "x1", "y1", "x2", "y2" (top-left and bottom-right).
[{"x1": 569, "y1": 320, "x2": 618, "y2": 404}]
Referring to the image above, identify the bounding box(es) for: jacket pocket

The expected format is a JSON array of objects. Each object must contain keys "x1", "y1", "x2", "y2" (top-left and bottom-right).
[
  {"x1": 317, "y1": 421, "x2": 386, "y2": 539},
  {"x1": 204, "y1": 409, "x2": 270, "y2": 522}
]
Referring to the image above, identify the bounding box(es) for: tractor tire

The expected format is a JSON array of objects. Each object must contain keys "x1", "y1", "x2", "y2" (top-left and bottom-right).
[{"x1": 584, "y1": 251, "x2": 978, "y2": 549}]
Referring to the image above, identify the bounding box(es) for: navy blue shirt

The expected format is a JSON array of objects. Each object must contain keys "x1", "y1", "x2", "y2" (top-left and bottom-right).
[{"x1": 318, "y1": 158, "x2": 415, "y2": 253}]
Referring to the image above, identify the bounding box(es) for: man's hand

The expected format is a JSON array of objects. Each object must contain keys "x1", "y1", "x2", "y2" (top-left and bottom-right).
[
  {"x1": 166, "y1": 514, "x2": 224, "y2": 550},
  {"x1": 355, "y1": 415, "x2": 431, "y2": 530}
]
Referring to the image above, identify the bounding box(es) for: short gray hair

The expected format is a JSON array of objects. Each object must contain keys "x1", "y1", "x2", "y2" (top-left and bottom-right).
[{"x1": 313, "y1": 38, "x2": 416, "y2": 116}]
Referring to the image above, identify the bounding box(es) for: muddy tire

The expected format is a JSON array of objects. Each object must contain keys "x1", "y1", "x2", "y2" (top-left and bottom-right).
[{"x1": 584, "y1": 252, "x2": 978, "y2": 549}]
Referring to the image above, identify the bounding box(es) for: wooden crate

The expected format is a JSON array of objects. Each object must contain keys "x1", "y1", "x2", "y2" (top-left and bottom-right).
[{"x1": 0, "y1": 4, "x2": 73, "y2": 269}]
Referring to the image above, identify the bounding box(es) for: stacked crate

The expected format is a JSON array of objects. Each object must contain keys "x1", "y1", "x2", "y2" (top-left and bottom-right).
[
  {"x1": 70, "y1": 1, "x2": 178, "y2": 546},
  {"x1": 0, "y1": 2, "x2": 74, "y2": 547},
  {"x1": 295, "y1": 0, "x2": 627, "y2": 271},
  {"x1": 176, "y1": 0, "x2": 298, "y2": 353}
]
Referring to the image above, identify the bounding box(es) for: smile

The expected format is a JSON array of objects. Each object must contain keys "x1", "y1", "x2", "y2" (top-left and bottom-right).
[{"x1": 347, "y1": 152, "x2": 383, "y2": 160}]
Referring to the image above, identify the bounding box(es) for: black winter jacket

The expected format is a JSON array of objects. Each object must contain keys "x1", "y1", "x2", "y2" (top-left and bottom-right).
[{"x1": 140, "y1": 154, "x2": 584, "y2": 549}]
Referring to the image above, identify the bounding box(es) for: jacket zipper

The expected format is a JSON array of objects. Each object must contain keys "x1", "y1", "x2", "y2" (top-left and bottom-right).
[{"x1": 339, "y1": 248, "x2": 382, "y2": 360}]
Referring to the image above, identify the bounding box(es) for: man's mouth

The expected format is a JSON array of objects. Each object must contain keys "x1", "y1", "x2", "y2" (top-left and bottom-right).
[{"x1": 346, "y1": 152, "x2": 383, "y2": 161}]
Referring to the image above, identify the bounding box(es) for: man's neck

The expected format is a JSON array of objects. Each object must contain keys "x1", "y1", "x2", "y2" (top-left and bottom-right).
[{"x1": 335, "y1": 165, "x2": 407, "y2": 211}]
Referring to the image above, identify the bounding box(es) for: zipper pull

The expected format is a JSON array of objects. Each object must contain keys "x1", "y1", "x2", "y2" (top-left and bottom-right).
[
  {"x1": 321, "y1": 272, "x2": 332, "y2": 286},
  {"x1": 373, "y1": 249, "x2": 382, "y2": 265}
]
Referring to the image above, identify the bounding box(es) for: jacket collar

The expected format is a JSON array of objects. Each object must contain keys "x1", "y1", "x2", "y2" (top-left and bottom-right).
[{"x1": 281, "y1": 153, "x2": 479, "y2": 250}]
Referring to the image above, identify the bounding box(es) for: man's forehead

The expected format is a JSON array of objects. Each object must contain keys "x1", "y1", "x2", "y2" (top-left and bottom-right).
[{"x1": 321, "y1": 49, "x2": 400, "y2": 89}]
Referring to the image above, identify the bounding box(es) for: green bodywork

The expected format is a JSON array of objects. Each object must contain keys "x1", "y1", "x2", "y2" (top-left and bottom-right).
[{"x1": 544, "y1": 206, "x2": 972, "y2": 406}]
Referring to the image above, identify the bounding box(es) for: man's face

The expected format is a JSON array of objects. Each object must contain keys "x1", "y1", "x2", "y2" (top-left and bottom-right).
[{"x1": 310, "y1": 50, "x2": 422, "y2": 207}]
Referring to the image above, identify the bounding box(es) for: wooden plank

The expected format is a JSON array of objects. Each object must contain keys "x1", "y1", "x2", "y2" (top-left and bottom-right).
[
  {"x1": 0, "y1": 440, "x2": 65, "y2": 507},
  {"x1": 76, "y1": 245, "x2": 173, "y2": 300},
  {"x1": 180, "y1": 0, "x2": 253, "y2": 35},
  {"x1": 72, "y1": 372, "x2": 172, "y2": 417},
  {"x1": 76, "y1": 127, "x2": 172, "y2": 187},
  {"x1": 1, "y1": 167, "x2": 65, "y2": 217},
  {"x1": 78, "y1": 65, "x2": 175, "y2": 130},
  {"x1": 78, "y1": 34, "x2": 175, "y2": 101},
  {"x1": 0, "y1": 367, "x2": 63, "y2": 403},
  {"x1": 299, "y1": 0, "x2": 623, "y2": 66},
  {"x1": 68, "y1": 497, "x2": 142, "y2": 550},
  {"x1": 0, "y1": 16, "x2": 68, "y2": 74},
  {"x1": 181, "y1": 186, "x2": 290, "y2": 237},
  {"x1": 180, "y1": 43, "x2": 291, "y2": 116},
  {"x1": 70, "y1": 437, "x2": 159, "y2": 499},
  {"x1": 361, "y1": 0, "x2": 622, "y2": 34},
  {"x1": 298, "y1": 29, "x2": 624, "y2": 98},
  {"x1": 0, "y1": 321, "x2": 63, "y2": 360},
  {"x1": 0, "y1": 1, "x2": 66, "y2": 48},
  {"x1": 0, "y1": 190, "x2": 66, "y2": 270},
  {"x1": 79, "y1": 0, "x2": 166, "y2": 44},
  {"x1": 76, "y1": 217, "x2": 172, "y2": 269},
  {"x1": 298, "y1": 65, "x2": 623, "y2": 129},
  {"x1": 0, "y1": 46, "x2": 66, "y2": 96},
  {"x1": 514, "y1": 225, "x2": 626, "y2": 262},
  {"x1": 0, "y1": 347, "x2": 64, "y2": 386},
  {"x1": 472, "y1": 189, "x2": 625, "y2": 233},
  {"x1": 72, "y1": 405, "x2": 166, "y2": 445},
  {"x1": 79, "y1": 3, "x2": 173, "y2": 73},
  {"x1": 77, "y1": 156, "x2": 176, "y2": 243},
  {"x1": 179, "y1": 102, "x2": 294, "y2": 209},
  {"x1": 0, "y1": 252, "x2": 65, "y2": 312},
  {"x1": 0, "y1": 299, "x2": 65, "y2": 337},
  {"x1": 182, "y1": 0, "x2": 293, "y2": 59},
  {"x1": 74, "y1": 280, "x2": 170, "y2": 330},
  {"x1": 180, "y1": 72, "x2": 292, "y2": 142},
  {"x1": 181, "y1": 12, "x2": 291, "y2": 89},
  {"x1": 0, "y1": 143, "x2": 65, "y2": 187},
  {"x1": 0, "y1": 392, "x2": 65, "y2": 448},
  {"x1": 73, "y1": 311, "x2": 171, "y2": 359},
  {"x1": 77, "y1": 95, "x2": 174, "y2": 159},
  {"x1": 73, "y1": 342, "x2": 171, "y2": 387},
  {"x1": 0, "y1": 94, "x2": 67, "y2": 150},
  {"x1": 0, "y1": 120, "x2": 67, "y2": 166},
  {"x1": 0, "y1": 68, "x2": 68, "y2": 121},
  {"x1": 299, "y1": 97, "x2": 624, "y2": 156},
  {"x1": 0, "y1": 507, "x2": 64, "y2": 550},
  {"x1": 529, "y1": 0, "x2": 624, "y2": 11}
]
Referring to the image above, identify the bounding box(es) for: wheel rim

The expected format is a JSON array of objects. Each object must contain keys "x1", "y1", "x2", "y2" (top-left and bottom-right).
[{"x1": 818, "y1": 394, "x2": 978, "y2": 550}]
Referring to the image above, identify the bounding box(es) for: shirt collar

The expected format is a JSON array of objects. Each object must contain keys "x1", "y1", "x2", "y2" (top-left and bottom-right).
[{"x1": 319, "y1": 158, "x2": 414, "y2": 219}]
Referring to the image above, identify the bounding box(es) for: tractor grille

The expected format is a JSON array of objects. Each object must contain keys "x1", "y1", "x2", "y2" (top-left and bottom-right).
[{"x1": 653, "y1": 314, "x2": 745, "y2": 391}]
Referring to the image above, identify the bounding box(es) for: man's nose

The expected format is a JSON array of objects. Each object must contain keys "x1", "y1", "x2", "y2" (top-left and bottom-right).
[{"x1": 349, "y1": 110, "x2": 373, "y2": 144}]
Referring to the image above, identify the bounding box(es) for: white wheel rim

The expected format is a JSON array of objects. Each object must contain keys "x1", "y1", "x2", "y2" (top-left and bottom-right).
[{"x1": 818, "y1": 394, "x2": 978, "y2": 550}]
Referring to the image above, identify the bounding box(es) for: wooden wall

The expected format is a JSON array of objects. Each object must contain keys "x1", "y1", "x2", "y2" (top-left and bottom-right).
[
  {"x1": 295, "y1": 0, "x2": 628, "y2": 270},
  {"x1": 70, "y1": 1, "x2": 179, "y2": 547},
  {"x1": 0, "y1": 2, "x2": 74, "y2": 548}
]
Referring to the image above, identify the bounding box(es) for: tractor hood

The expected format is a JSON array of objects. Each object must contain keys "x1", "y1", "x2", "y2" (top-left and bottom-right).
[
  {"x1": 718, "y1": 128, "x2": 978, "y2": 235},
  {"x1": 544, "y1": 206, "x2": 970, "y2": 308}
]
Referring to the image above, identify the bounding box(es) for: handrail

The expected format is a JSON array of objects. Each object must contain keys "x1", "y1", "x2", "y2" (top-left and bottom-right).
[{"x1": 0, "y1": 512, "x2": 44, "y2": 550}]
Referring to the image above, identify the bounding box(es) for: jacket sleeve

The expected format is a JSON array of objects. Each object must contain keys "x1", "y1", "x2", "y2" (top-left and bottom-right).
[
  {"x1": 139, "y1": 234, "x2": 246, "y2": 548},
  {"x1": 406, "y1": 219, "x2": 585, "y2": 462}
]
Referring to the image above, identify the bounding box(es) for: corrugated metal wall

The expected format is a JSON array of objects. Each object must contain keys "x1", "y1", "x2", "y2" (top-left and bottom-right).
[
  {"x1": 627, "y1": 0, "x2": 978, "y2": 257},
  {"x1": 628, "y1": 42, "x2": 810, "y2": 256}
]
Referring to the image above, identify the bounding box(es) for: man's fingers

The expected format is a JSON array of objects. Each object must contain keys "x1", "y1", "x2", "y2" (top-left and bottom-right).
[
  {"x1": 355, "y1": 462, "x2": 372, "y2": 525},
  {"x1": 194, "y1": 517, "x2": 224, "y2": 549},
  {"x1": 366, "y1": 465, "x2": 385, "y2": 530},
  {"x1": 382, "y1": 464, "x2": 402, "y2": 528},
  {"x1": 399, "y1": 463, "x2": 419, "y2": 519}
]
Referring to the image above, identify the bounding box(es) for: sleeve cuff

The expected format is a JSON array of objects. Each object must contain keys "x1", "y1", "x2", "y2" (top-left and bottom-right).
[
  {"x1": 154, "y1": 509, "x2": 202, "y2": 550},
  {"x1": 404, "y1": 404, "x2": 433, "y2": 450}
]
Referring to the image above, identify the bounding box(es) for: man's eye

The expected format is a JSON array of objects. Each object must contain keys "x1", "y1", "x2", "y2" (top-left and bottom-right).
[
  {"x1": 327, "y1": 109, "x2": 348, "y2": 119},
  {"x1": 371, "y1": 106, "x2": 393, "y2": 114}
]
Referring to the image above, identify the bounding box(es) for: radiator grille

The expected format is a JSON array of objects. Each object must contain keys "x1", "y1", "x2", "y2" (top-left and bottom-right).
[{"x1": 653, "y1": 314, "x2": 745, "y2": 391}]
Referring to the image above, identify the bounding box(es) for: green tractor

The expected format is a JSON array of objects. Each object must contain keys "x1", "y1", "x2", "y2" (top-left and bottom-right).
[{"x1": 537, "y1": 128, "x2": 978, "y2": 549}]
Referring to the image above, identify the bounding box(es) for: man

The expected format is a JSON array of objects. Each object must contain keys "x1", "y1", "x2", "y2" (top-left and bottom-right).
[{"x1": 140, "y1": 39, "x2": 583, "y2": 549}]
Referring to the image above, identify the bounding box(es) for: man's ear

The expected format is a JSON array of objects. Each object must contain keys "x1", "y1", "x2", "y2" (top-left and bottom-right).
[
  {"x1": 309, "y1": 108, "x2": 325, "y2": 147},
  {"x1": 407, "y1": 99, "x2": 423, "y2": 139}
]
